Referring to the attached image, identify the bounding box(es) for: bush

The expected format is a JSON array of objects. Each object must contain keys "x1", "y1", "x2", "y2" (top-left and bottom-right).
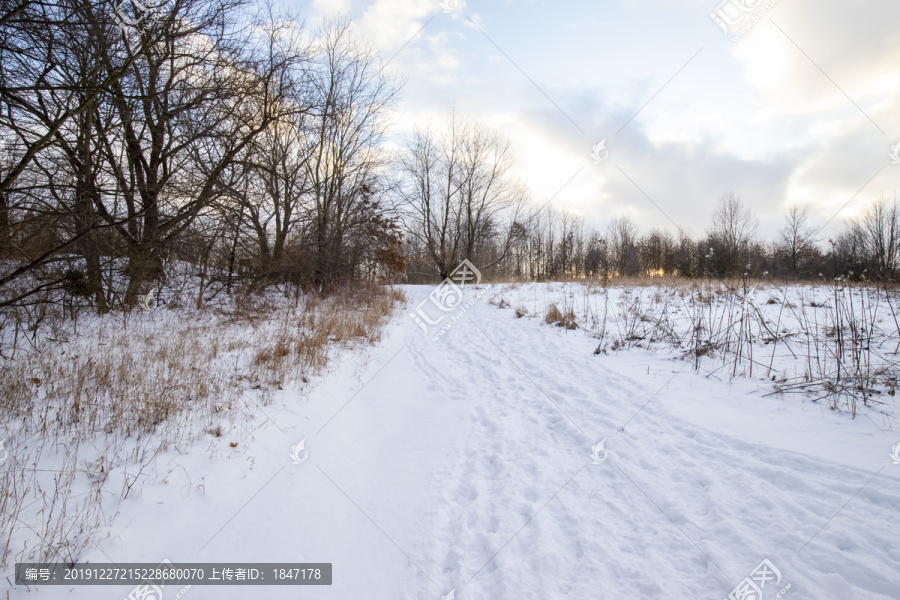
[{"x1": 544, "y1": 303, "x2": 577, "y2": 330}]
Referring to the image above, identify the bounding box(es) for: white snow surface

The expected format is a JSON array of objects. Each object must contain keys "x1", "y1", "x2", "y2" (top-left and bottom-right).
[{"x1": 10, "y1": 282, "x2": 900, "y2": 600}]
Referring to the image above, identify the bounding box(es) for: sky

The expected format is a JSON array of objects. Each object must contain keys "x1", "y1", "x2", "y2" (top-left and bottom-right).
[{"x1": 287, "y1": 0, "x2": 900, "y2": 240}]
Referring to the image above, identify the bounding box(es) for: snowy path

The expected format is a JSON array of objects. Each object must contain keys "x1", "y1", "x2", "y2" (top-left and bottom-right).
[
  {"x1": 33, "y1": 284, "x2": 900, "y2": 600},
  {"x1": 399, "y1": 286, "x2": 899, "y2": 600}
]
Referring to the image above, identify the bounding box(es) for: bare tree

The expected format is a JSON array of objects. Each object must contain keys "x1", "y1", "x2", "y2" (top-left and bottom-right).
[
  {"x1": 456, "y1": 121, "x2": 525, "y2": 270},
  {"x1": 91, "y1": 0, "x2": 301, "y2": 304},
  {"x1": 401, "y1": 112, "x2": 464, "y2": 280},
  {"x1": 856, "y1": 195, "x2": 900, "y2": 279},
  {"x1": 0, "y1": 0, "x2": 154, "y2": 194},
  {"x1": 402, "y1": 109, "x2": 524, "y2": 279},
  {"x1": 242, "y1": 114, "x2": 312, "y2": 271},
  {"x1": 0, "y1": 0, "x2": 161, "y2": 305},
  {"x1": 607, "y1": 215, "x2": 639, "y2": 276},
  {"x1": 777, "y1": 204, "x2": 817, "y2": 277},
  {"x1": 233, "y1": 16, "x2": 313, "y2": 278},
  {"x1": 640, "y1": 228, "x2": 676, "y2": 276},
  {"x1": 303, "y1": 17, "x2": 400, "y2": 287},
  {"x1": 708, "y1": 192, "x2": 758, "y2": 276}
]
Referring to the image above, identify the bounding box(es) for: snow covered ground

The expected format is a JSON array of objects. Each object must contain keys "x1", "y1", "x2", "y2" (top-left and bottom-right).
[{"x1": 6, "y1": 281, "x2": 900, "y2": 599}]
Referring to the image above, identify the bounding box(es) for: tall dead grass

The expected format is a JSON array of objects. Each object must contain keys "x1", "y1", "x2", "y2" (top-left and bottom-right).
[
  {"x1": 528, "y1": 279, "x2": 899, "y2": 418},
  {"x1": 0, "y1": 284, "x2": 405, "y2": 568}
]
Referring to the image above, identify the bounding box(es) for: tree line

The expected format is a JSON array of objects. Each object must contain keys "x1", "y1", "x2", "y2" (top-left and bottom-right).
[
  {"x1": 0, "y1": 0, "x2": 404, "y2": 312},
  {"x1": 406, "y1": 187, "x2": 900, "y2": 284}
]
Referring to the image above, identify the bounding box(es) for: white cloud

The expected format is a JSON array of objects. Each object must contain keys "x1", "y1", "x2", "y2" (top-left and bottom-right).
[
  {"x1": 356, "y1": 0, "x2": 436, "y2": 50},
  {"x1": 303, "y1": 0, "x2": 900, "y2": 237}
]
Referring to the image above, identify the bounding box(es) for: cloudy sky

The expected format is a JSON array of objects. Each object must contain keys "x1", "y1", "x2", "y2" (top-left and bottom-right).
[{"x1": 289, "y1": 0, "x2": 900, "y2": 239}]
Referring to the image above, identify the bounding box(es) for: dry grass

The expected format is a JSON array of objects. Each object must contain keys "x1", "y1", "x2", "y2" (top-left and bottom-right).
[
  {"x1": 0, "y1": 283, "x2": 405, "y2": 568},
  {"x1": 545, "y1": 303, "x2": 578, "y2": 330},
  {"x1": 512, "y1": 278, "x2": 900, "y2": 418},
  {"x1": 489, "y1": 296, "x2": 511, "y2": 309}
]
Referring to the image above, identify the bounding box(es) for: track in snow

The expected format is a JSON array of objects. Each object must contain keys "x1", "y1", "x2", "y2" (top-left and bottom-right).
[{"x1": 41, "y1": 284, "x2": 900, "y2": 600}]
